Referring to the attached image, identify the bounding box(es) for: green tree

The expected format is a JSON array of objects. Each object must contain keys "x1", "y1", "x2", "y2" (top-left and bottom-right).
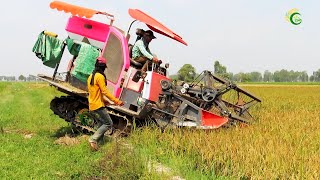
[
  {"x1": 18, "y1": 75, "x2": 26, "y2": 81},
  {"x1": 233, "y1": 72, "x2": 251, "y2": 82},
  {"x1": 214, "y1": 61, "x2": 229, "y2": 79},
  {"x1": 274, "y1": 69, "x2": 289, "y2": 82},
  {"x1": 177, "y1": 64, "x2": 196, "y2": 82},
  {"x1": 312, "y1": 69, "x2": 320, "y2": 82},
  {"x1": 249, "y1": 71, "x2": 262, "y2": 82},
  {"x1": 263, "y1": 70, "x2": 273, "y2": 82},
  {"x1": 310, "y1": 75, "x2": 315, "y2": 82},
  {"x1": 228, "y1": 72, "x2": 234, "y2": 81},
  {"x1": 297, "y1": 71, "x2": 308, "y2": 82},
  {"x1": 169, "y1": 74, "x2": 179, "y2": 81}
]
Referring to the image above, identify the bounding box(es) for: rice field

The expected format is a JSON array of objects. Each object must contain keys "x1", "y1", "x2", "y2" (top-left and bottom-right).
[
  {"x1": 129, "y1": 85, "x2": 320, "y2": 179},
  {"x1": 1, "y1": 82, "x2": 320, "y2": 179}
]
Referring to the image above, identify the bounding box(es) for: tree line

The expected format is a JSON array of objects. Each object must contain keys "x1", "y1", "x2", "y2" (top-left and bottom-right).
[
  {"x1": 172, "y1": 61, "x2": 320, "y2": 83},
  {"x1": 2, "y1": 61, "x2": 320, "y2": 83},
  {"x1": 0, "y1": 75, "x2": 41, "y2": 82}
]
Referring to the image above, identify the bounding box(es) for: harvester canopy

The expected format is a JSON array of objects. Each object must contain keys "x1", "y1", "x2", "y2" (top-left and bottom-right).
[
  {"x1": 50, "y1": 1, "x2": 115, "y2": 23},
  {"x1": 128, "y1": 9, "x2": 188, "y2": 46},
  {"x1": 49, "y1": 1, "x2": 187, "y2": 46}
]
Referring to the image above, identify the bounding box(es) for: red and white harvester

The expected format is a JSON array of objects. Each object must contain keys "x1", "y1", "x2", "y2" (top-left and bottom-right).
[{"x1": 34, "y1": 1, "x2": 261, "y2": 134}]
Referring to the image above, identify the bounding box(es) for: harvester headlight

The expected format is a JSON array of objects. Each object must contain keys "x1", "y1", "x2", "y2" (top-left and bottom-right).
[
  {"x1": 160, "y1": 80, "x2": 171, "y2": 90},
  {"x1": 137, "y1": 97, "x2": 146, "y2": 106},
  {"x1": 183, "y1": 83, "x2": 189, "y2": 89},
  {"x1": 180, "y1": 88, "x2": 186, "y2": 94}
]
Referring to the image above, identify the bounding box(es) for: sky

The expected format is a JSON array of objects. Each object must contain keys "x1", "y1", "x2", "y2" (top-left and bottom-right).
[{"x1": 0, "y1": 0, "x2": 319, "y2": 77}]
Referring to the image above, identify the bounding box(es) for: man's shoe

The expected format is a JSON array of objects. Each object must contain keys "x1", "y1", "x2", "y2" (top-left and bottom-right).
[{"x1": 89, "y1": 141, "x2": 99, "y2": 151}]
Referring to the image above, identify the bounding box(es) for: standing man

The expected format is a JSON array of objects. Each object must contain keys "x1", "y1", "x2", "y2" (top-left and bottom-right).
[
  {"x1": 87, "y1": 57, "x2": 123, "y2": 151},
  {"x1": 132, "y1": 30, "x2": 159, "y2": 73}
]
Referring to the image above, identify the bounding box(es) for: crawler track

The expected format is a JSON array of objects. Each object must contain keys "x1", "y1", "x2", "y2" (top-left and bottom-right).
[{"x1": 50, "y1": 96, "x2": 132, "y2": 136}]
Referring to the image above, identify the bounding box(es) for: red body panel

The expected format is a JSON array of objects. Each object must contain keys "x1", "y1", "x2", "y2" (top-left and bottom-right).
[
  {"x1": 149, "y1": 72, "x2": 170, "y2": 102},
  {"x1": 201, "y1": 110, "x2": 228, "y2": 128},
  {"x1": 142, "y1": 72, "x2": 170, "y2": 102}
]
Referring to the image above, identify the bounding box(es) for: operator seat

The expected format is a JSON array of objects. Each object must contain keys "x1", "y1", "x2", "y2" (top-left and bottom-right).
[{"x1": 128, "y1": 44, "x2": 143, "y2": 68}]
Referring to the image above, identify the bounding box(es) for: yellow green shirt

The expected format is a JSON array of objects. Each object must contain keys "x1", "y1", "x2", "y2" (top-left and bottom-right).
[
  {"x1": 87, "y1": 73, "x2": 119, "y2": 111},
  {"x1": 132, "y1": 39, "x2": 153, "y2": 60}
]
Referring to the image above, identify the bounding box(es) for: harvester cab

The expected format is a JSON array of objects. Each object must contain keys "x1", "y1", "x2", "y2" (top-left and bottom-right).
[{"x1": 33, "y1": 1, "x2": 261, "y2": 134}]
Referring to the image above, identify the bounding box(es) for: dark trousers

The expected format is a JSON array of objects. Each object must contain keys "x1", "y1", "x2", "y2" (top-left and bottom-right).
[
  {"x1": 134, "y1": 56, "x2": 152, "y2": 72},
  {"x1": 89, "y1": 107, "x2": 113, "y2": 143}
]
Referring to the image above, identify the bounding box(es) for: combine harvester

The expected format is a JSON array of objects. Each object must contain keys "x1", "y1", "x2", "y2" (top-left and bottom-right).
[{"x1": 33, "y1": 1, "x2": 261, "y2": 134}]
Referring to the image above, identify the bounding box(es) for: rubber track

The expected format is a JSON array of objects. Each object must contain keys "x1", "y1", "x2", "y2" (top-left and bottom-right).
[{"x1": 50, "y1": 96, "x2": 132, "y2": 135}]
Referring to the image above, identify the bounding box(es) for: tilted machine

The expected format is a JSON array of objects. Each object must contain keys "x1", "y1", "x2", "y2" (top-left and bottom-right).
[{"x1": 35, "y1": 1, "x2": 261, "y2": 134}]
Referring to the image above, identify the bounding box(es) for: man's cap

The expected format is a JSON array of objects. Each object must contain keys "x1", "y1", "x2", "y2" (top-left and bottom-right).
[
  {"x1": 144, "y1": 30, "x2": 156, "y2": 39},
  {"x1": 96, "y1": 56, "x2": 107, "y2": 67}
]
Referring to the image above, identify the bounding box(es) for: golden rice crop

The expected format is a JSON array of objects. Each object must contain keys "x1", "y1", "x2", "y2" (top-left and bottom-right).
[{"x1": 130, "y1": 85, "x2": 320, "y2": 179}]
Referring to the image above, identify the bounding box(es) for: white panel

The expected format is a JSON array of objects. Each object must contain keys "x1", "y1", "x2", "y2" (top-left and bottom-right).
[
  {"x1": 142, "y1": 72, "x2": 153, "y2": 100},
  {"x1": 67, "y1": 32, "x2": 84, "y2": 42},
  {"x1": 177, "y1": 121, "x2": 197, "y2": 127},
  {"x1": 88, "y1": 39, "x2": 104, "y2": 49},
  {"x1": 67, "y1": 33, "x2": 104, "y2": 49}
]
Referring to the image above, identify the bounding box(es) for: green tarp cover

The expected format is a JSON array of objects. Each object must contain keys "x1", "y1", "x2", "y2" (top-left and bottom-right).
[
  {"x1": 32, "y1": 32, "x2": 64, "y2": 68},
  {"x1": 66, "y1": 38, "x2": 81, "y2": 56},
  {"x1": 71, "y1": 43, "x2": 99, "y2": 82}
]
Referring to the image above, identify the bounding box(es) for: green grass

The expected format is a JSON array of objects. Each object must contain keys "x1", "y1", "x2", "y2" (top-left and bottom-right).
[
  {"x1": 0, "y1": 82, "x2": 172, "y2": 179},
  {"x1": 0, "y1": 82, "x2": 104, "y2": 179},
  {"x1": 1, "y1": 82, "x2": 320, "y2": 179}
]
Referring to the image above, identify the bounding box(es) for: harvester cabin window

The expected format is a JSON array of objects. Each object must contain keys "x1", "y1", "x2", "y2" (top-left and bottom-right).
[{"x1": 103, "y1": 32, "x2": 124, "y2": 84}]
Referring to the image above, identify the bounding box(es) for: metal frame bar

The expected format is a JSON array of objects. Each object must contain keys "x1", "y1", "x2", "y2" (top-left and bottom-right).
[{"x1": 52, "y1": 42, "x2": 67, "y2": 80}]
